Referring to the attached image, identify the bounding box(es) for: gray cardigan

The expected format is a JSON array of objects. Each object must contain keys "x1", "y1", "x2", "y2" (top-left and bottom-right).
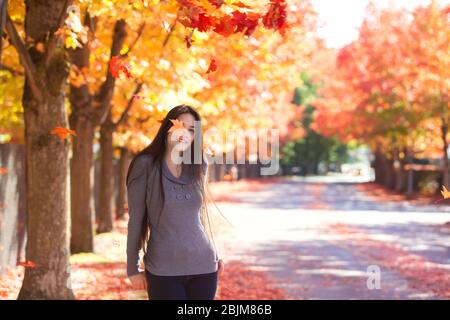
[{"x1": 126, "y1": 153, "x2": 218, "y2": 277}]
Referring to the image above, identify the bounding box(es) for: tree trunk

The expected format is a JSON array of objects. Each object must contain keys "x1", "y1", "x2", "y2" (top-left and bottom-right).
[
  {"x1": 68, "y1": 15, "x2": 95, "y2": 253},
  {"x1": 97, "y1": 116, "x2": 115, "y2": 233},
  {"x1": 68, "y1": 18, "x2": 126, "y2": 247},
  {"x1": 69, "y1": 113, "x2": 95, "y2": 252},
  {"x1": 379, "y1": 152, "x2": 390, "y2": 186},
  {"x1": 17, "y1": 0, "x2": 74, "y2": 299},
  {"x1": 441, "y1": 121, "x2": 449, "y2": 188},
  {"x1": 386, "y1": 156, "x2": 395, "y2": 190},
  {"x1": 373, "y1": 144, "x2": 382, "y2": 184},
  {"x1": 394, "y1": 147, "x2": 406, "y2": 192},
  {"x1": 116, "y1": 148, "x2": 130, "y2": 220}
]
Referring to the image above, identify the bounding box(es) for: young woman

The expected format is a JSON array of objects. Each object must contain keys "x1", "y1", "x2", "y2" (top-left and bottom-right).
[{"x1": 126, "y1": 104, "x2": 224, "y2": 300}]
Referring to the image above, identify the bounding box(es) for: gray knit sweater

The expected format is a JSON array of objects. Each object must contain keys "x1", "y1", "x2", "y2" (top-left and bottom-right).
[{"x1": 126, "y1": 153, "x2": 218, "y2": 277}]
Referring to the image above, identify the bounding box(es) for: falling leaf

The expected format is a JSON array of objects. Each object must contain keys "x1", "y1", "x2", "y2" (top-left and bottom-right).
[
  {"x1": 109, "y1": 56, "x2": 121, "y2": 78},
  {"x1": 51, "y1": 127, "x2": 77, "y2": 141},
  {"x1": 120, "y1": 61, "x2": 132, "y2": 78},
  {"x1": 168, "y1": 119, "x2": 185, "y2": 133},
  {"x1": 440, "y1": 185, "x2": 450, "y2": 199}
]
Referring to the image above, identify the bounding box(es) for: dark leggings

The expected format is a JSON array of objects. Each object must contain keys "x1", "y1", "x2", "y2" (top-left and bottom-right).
[{"x1": 145, "y1": 269, "x2": 218, "y2": 300}]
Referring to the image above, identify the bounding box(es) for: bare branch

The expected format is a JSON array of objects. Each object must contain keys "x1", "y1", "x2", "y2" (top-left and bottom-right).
[
  {"x1": 94, "y1": 19, "x2": 127, "y2": 125},
  {"x1": 0, "y1": 0, "x2": 7, "y2": 65},
  {"x1": 162, "y1": 8, "x2": 180, "y2": 48},
  {"x1": 114, "y1": 81, "x2": 144, "y2": 128},
  {"x1": 5, "y1": 14, "x2": 42, "y2": 101},
  {"x1": 120, "y1": 22, "x2": 146, "y2": 58}
]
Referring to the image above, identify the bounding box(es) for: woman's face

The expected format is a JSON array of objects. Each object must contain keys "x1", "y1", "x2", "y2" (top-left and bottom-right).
[{"x1": 167, "y1": 113, "x2": 196, "y2": 152}]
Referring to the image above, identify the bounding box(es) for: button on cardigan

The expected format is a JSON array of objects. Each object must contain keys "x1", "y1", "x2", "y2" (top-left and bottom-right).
[{"x1": 126, "y1": 153, "x2": 218, "y2": 277}]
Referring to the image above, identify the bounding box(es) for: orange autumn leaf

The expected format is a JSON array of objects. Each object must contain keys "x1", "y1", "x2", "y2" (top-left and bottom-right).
[
  {"x1": 440, "y1": 185, "x2": 450, "y2": 199},
  {"x1": 17, "y1": 260, "x2": 36, "y2": 268},
  {"x1": 168, "y1": 119, "x2": 185, "y2": 133},
  {"x1": 0, "y1": 167, "x2": 7, "y2": 175},
  {"x1": 50, "y1": 127, "x2": 77, "y2": 141}
]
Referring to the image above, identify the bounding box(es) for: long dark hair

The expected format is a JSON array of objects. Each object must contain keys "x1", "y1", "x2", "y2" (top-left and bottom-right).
[{"x1": 125, "y1": 104, "x2": 230, "y2": 258}]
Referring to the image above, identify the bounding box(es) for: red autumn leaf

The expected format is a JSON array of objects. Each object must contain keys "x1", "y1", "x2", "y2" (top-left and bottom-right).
[
  {"x1": 50, "y1": 127, "x2": 77, "y2": 141},
  {"x1": 178, "y1": 3, "x2": 218, "y2": 33},
  {"x1": 262, "y1": 0, "x2": 288, "y2": 35},
  {"x1": 109, "y1": 56, "x2": 121, "y2": 78},
  {"x1": 121, "y1": 61, "x2": 133, "y2": 79},
  {"x1": 213, "y1": 15, "x2": 238, "y2": 37},
  {"x1": 109, "y1": 55, "x2": 133, "y2": 79},
  {"x1": 206, "y1": 58, "x2": 218, "y2": 74},
  {"x1": 192, "y1": 13, "x2": 216, "y2": 32},
  {"x1": 233, "y1": 11, "x2": 260, "y2": 36}
]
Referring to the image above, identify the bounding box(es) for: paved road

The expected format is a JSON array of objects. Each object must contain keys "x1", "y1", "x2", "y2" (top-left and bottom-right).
[{"x1": 214, "y1": 174, "x2": 450, "y2": 299}]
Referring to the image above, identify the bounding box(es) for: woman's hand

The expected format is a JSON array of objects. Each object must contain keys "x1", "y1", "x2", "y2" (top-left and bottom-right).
[
  {"x1": 129, "y1": 272, "x2": 147, "y2": 291},
  {"x1": 218, "y1": 259, "x2": 225, "y2": 275}
]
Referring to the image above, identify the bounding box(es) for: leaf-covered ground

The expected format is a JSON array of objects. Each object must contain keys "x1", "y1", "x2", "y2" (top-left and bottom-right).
[{"x1": 2, "y1": 175, "x2": 449, "y2": 300}]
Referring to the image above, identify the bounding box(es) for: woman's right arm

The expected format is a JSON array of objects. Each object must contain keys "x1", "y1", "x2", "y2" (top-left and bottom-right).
[{"x1": 126, "y1": 154, "x2": 150, "y2": 278}]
